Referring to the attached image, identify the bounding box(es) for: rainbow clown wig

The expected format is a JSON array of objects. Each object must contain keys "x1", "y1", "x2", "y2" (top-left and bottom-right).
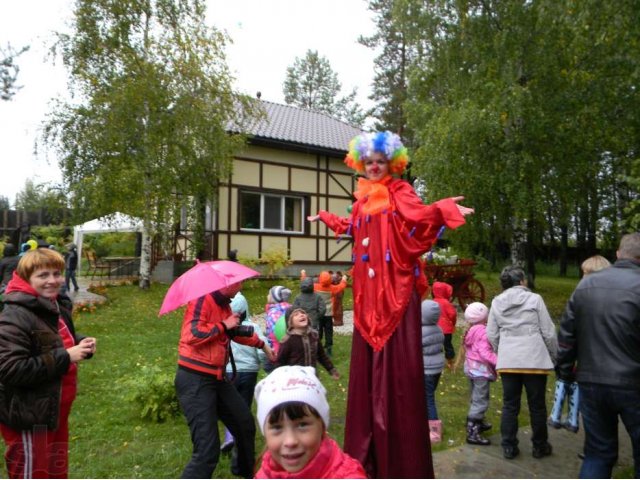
[{"x1": 344, "y1": 131, "x2": 409, "y2": 175}]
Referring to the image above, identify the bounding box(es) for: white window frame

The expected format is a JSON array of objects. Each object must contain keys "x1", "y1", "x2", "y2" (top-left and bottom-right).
[{"x1": 240, "y1": 191, "x2": 305, "y2": 234}]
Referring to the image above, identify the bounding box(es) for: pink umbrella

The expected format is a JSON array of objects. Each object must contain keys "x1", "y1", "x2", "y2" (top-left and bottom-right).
[{"x1": 159, "y1": 260, "x2": 260, "y2": 316}]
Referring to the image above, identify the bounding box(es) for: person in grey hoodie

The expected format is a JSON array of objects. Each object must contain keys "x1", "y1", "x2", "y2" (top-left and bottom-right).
[
  {"x1": 291, "y1": 276, "x2": 326, "y2": 330},
  {"x1": 421, "y1": 300, "x2": 445, "y2": 443},
  {"x1": 486, "y1": 265, "x2": 558, "y2": 461}
]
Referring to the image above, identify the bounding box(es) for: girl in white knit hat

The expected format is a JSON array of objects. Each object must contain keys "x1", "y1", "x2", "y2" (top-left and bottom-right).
[
  {"x1": 461, "y1": 302, "x2": 497, "y2": 446},
  {"x1": 254, "y1": 366, "x2": 365, "y2": 479}
]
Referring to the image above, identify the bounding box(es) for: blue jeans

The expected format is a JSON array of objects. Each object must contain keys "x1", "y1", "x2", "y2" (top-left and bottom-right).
[
  {"x1": 230, "y1": 371, "x2": 258, "y2": 409},
  {"x1": 424, "y1": 373, "x2": 441, "y2": 420},
  {"x1": 578, "y1": 382, "x2": 640, "y2": 479}
]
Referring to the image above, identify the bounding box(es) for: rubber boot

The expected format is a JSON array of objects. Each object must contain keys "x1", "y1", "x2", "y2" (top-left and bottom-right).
[
  {"x1": 428, "y1": 420, "x2": 443, "y2": 444},
  {"x1": 478, "y1": 419, "x2": 492, "y2": 432},
  {"x1": 466, "y1": 419, "x2": 490, "y2": 445}
]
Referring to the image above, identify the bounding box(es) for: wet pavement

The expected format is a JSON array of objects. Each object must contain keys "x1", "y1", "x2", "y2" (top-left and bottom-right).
[{"x1": 433, "y1": 419, "x2": 634, "y2": 478}]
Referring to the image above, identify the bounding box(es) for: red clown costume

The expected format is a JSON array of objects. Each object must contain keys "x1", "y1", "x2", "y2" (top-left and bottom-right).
[{"x1": 316, "y1": 131, "x2": 468, "y2": 478}]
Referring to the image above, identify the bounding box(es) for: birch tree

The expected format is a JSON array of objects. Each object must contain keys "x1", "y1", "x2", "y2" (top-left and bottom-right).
[
  {"x1": 1, "y1": 43, "x2": 28, "y2": 101},
  {"x1": 43, "y1": 0, "x2": 257, "y2": 288}
]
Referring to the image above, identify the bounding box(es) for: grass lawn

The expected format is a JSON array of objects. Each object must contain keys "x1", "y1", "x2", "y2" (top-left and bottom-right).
[{"x1": 4, "y1": 271, "x2": 611, "y2": 478}]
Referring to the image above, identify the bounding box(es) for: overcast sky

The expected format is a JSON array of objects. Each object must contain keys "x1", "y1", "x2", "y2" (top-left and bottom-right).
[{"x1": 0, "y1": 0, "x2": 376, "y2": 204}]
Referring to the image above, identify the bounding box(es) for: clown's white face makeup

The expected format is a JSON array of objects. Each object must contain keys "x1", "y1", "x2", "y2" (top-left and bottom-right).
[{"x1": 364, "y1": 152, "x2": 390, "y2": 181}]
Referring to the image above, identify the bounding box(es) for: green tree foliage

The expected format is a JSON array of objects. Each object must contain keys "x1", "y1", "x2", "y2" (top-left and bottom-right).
[
  {"x1": 14, "y1": 179, "x2": 68, "y2": 224},
  {"x1": 42, "y1": 0, "x2": 259, "y2": 288},
  {"x1": 0, "y1": 43, "x2": 29, "y2": 101},
  {"x1": 283, "y1": 49, "x2": 366, "y2": 127},
  {"x1": 359, "y1": 0, "x2": 418, "y2": 139},
  {"x1": 0, "y1": 195, "x2": 10, "y2": 210},
  {"x1": 370, "y1": 0, "x2": 640, "y2": 273},
  {"x1": 622, "y1": 157, "x2": 640, "y2": 231}
]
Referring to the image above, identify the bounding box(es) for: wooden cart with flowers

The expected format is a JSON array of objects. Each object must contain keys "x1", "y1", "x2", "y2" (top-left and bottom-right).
[{"x1": 423, "y1": 258, "x2": 485, "y2": 309}]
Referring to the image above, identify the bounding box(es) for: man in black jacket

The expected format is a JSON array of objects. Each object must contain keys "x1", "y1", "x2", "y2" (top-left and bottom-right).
[{"x1": 557, "y1": 232, "x2": 640, "y2": 479}]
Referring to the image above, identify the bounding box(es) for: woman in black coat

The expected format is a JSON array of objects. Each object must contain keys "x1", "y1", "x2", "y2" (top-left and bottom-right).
[{"x1": 0, "y1": 248, "x2": 96, "y2": 478}]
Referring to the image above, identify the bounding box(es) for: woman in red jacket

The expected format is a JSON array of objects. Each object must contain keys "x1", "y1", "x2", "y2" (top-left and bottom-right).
[{"x1": 308, "y1": 131, "x2": 473, "y2": 478}]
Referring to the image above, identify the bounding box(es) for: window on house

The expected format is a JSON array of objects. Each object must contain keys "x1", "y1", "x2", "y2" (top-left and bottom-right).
[{"x1": 239, "y1": 191, "x2": 305, "y2": 233}]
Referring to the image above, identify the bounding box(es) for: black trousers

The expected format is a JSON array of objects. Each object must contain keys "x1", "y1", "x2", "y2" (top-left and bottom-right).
[
  {"x1": 318, "y1": 315, "x2": 334, "y2": 350},
  {"x1": 500, "y1": 373, "x2": 549, "y2": 449},
  {"x1": 228, "y1": 371, "x2": 259, "y2": 474},
  {"x1": 175, "y1": 368, "x2": 256, "y2": 479},
  {"x1": 443, "y1": 333, "x2": 455, "y2": 360}
]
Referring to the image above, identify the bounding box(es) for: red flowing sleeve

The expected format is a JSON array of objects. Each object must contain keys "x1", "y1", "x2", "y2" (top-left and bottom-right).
[
  {"x1": 318, "y1": 210, "x2": 353, "y2": 236},
  {"x1": 390, "y1": 181, "x2": 466, "y2": 256}
]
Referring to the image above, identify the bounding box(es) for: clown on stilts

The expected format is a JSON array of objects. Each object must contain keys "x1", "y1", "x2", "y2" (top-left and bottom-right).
[{"x1": 308, "y1": 131, "x2": 474, "y2": 478}]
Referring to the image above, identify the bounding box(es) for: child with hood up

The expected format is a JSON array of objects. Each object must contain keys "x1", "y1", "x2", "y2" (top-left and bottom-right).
[
  {"x1": 264, "y1": 285, "x2": 292, "y2": 373},
  {"x1": 220, "y1": 292, "x2": 268, "y2": 461},
  {"x1": 300, "y1": 270, "x2": 347, "y2": 356},
  {"x1": 461, "y1": 302, "x2": 496, "y2": 446},
  {"x1": 331, "y1": 271, "x2": 347, "y2": 326},
  {"x1": 421, "y1": 299, "x2": 445, "y2": 443},
  {"x1": 254, "y1": 366, "x2": 365, "y2": 478},
  {"x1": 432, "y1": 281, "x2": 458, "y2": 369},
  {"x1": 292, "y1": 277, "x2": 326, "y2": 331},
  {"x1": 276, "y1": 307, "x2": 339, "y2": 380}
]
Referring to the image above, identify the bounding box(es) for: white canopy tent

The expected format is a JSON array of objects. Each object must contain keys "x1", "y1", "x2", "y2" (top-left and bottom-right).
[{"x1": 73, "y1": 212, "x2": 144, "y2": 264}]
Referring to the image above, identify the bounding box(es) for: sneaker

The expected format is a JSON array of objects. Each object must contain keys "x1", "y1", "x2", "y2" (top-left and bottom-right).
[
  {"x1": 563, "y1": 422, "x2": 579, "y2": 433},
  {"x1": 503, "y1": 445, "x2": 520, "y2": 460},
  {"x1": 220, "y1": 439, "x2": 235, "y2": 454},
  {"x1": 532, "y1": 442, "x2": 553, "y2": 459},
  {"x1": 547, "y1": 417, "x2": 562, "y2": 429}
]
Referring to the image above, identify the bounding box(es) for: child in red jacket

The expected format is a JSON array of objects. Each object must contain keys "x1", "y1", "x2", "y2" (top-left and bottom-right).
[
  {"x1": 330, "y1": 271, "x2": 347, "y2": 326},
  {"x1": 300, "y1": 270, "x2": 347, "y2": 356},
  {"x1": 432, "y1": 281, "x2": 458, "y2": 370},
  {"x1": 254, "y1": 366, "x2": 366, "y2": 479}
]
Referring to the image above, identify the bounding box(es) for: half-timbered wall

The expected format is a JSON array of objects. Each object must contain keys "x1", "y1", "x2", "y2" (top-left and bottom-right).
[{"x1": 215, "y1": 144, "x2": 355, "y2": 268}]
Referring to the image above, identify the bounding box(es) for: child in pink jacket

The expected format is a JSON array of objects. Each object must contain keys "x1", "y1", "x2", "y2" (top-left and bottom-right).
[{"x1": 462, "y1": 302, "x2": 497, "y2": 446}]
